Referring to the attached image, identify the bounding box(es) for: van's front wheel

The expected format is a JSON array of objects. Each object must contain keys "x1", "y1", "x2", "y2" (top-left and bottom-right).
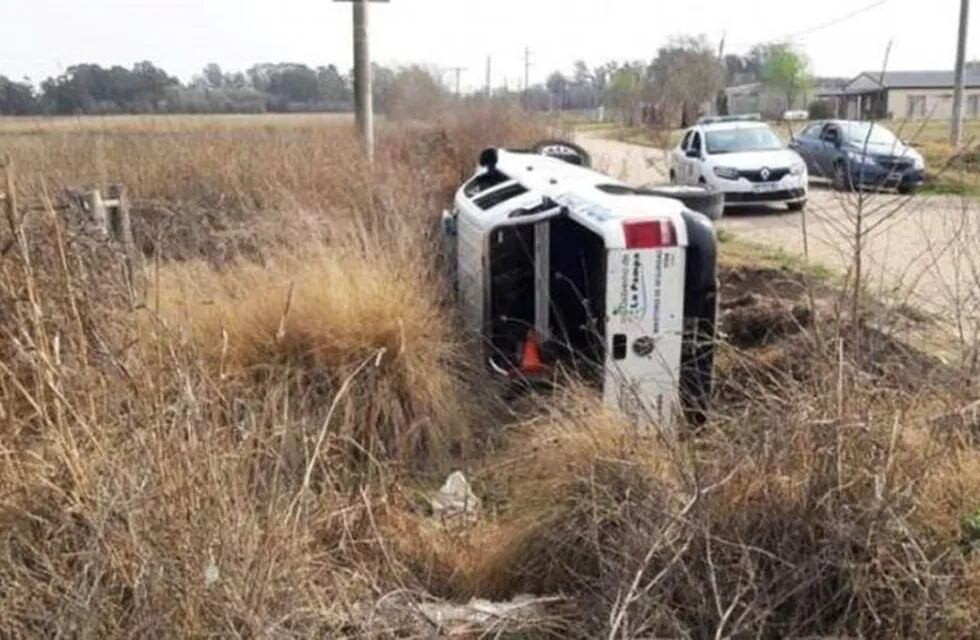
[{"x1": 787, "y1": 200, "x2": 806, "y2": 212}]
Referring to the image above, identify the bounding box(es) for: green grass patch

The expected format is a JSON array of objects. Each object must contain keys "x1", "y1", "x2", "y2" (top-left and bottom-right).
[{"x1": 718, "y1": 232, "x2": 834, "y2": 281}]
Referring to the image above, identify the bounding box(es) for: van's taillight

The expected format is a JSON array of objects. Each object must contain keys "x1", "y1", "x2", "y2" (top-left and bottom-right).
[{"x1": 623, "y1": 220, "x2": 676, "y2": 249}]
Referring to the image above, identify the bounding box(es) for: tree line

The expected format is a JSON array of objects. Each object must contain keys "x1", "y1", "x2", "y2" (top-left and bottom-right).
[
  {"x1": 543, "y1": 38, "x2": 815, "y2": 126},
  {"x1": 0, "y1": 38, "x2": 813, "y2": 122},
  {"x1": 0, "y1": 61, "x2": 452, "y2": 117}
]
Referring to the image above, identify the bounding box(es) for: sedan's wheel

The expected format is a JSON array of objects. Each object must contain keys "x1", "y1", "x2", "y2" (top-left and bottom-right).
[
  {"x1": 897, "y1": 184, "x2": 917, "y2": 195},
  {"x1": 832, "y1": 162, "x2": 851, "y2": 191}
]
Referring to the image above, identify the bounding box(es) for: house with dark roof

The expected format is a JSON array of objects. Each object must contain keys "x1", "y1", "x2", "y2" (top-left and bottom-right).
[{"x1": 837, "y1": 70, "x2": 980, "y2": 120}]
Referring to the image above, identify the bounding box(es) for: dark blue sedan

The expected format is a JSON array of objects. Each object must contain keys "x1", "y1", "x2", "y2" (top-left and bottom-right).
[{"x1": 788, "y1": 120, "x2": 926, "y2": 194}]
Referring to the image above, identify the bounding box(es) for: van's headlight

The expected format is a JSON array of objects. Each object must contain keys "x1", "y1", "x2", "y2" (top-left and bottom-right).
[
  {"x1": 790, "y1": 162, "x2": 806, "y2": 176},
  {"x1": 847, "y1": 150, "x2": 877, "y2": 166},
  {"x1": 713, "y1": 166, "x2": 739, "y2": 180}
]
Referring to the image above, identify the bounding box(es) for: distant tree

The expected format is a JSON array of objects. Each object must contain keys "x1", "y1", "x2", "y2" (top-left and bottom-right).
[
  {"x1": 650, "y1": 35, "x2": 724, "y2": 126},
  {"x1": 722, "y1": 53, "x2": 751, "y2": 86},
  {"x1": 202, "y1": 63, "x2": 225, "y2": 89},
  {"x1": 604, "y1": 63, "x2": 645, "y2": 125},
  {"x1": 0, "y1": 76, "x2": 39, "y2": 115},
  {"x1": 546, "y1": 71, "x2": 568, "y2": 110},
  {"x1": 316, "y1": 64, "x2": 350, "y2": 106},
  {"x1": 371, "y1": 63, "x2": 397, "y2": 113},
  {"x1": 572, "y1": 60, "x2": 592, "y2": 87},
  {"x1": 385, "y1": 65, "x2": 447, "y2": 119},
  {"x1": 758, "y1": 43, "x2": 812, "y2": 111},
  {"x1": 39, "y1": 62, "x2": 177, "y2": 114}
]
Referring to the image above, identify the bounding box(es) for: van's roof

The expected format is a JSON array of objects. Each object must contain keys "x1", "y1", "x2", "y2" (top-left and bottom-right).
[{"x1": 456, "y1": 149, "x2": 690, "y2": 249}]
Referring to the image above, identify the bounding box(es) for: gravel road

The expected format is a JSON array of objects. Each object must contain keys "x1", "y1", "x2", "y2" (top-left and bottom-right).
[{"x1": 577, "y1": 132, "x2": 980, "y2": 354}]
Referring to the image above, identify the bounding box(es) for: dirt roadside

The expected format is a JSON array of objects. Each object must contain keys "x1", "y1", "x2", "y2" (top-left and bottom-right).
[{"x1": 576, "y1": 131, "x2": 980, "y2": 357}]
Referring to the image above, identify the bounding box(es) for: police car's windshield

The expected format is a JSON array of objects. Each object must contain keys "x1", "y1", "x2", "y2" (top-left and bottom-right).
[{"x1": 705, "y1": 127, "x2": 783, "y2": 154}]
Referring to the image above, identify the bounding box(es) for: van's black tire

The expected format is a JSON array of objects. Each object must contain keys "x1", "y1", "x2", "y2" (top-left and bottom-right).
[
  {"x1": 640, "y1": 184, "x2": 725, "y2": 221},
  {"x1": 787, "y1": 200, "x2": 806, "y2": 212},
  {"x1": 531, "y1": 139, "x2": 592, "y2": 168},
  {"x1": 680, "y1": 210, "x2": 718, "y2": 426}
]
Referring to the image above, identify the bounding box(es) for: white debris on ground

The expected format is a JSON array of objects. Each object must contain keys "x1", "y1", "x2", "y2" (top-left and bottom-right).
[
  {"x1": 430, "y1": 470, "x2": 481, "y2": 525},
  {"x1": 418, "y1": 595, "x2": 562, "y2": 634}
]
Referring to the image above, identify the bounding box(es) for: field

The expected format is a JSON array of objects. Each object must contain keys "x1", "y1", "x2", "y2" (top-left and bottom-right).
[{"x1": 1, "y1": 110, "x2": 979, "y2": 637}]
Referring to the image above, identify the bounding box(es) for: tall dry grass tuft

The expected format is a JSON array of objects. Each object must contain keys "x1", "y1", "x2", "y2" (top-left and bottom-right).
[{"x1": 149, "y1": 243, "x2": 470, "y2": 467}]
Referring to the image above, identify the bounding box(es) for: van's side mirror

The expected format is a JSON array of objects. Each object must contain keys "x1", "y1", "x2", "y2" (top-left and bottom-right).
[{"x1": 685, "y1": 149, "x2": 700, "y2": 159}]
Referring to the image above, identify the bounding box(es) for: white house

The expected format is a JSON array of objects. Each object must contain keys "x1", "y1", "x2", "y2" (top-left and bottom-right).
[{"x1": 836, "y1": 70, "x2": 980, "y2": 120}]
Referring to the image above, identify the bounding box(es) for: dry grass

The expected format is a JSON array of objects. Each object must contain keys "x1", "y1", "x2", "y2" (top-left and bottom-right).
[{"x1": 1, "y1": 106, "x2": 979, "y2": 638}]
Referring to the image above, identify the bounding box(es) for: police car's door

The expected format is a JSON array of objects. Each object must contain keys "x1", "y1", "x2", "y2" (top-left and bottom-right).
[{"x1": 674, "y1": 130, "x2": 693, "y2": 184}]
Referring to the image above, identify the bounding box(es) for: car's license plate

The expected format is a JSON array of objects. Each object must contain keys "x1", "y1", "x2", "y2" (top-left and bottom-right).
[
  {"x1": 887, "y1": 172, "x2": 904, "y2": 182},
  {"x1": 752, "y1": 183, "x2": 781, "y2": 193}
]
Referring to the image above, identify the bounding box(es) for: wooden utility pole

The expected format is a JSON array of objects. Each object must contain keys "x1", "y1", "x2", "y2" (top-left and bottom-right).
[
  {"x1": 335, "y1": 0, "x2": 389, "y2": 162},
  {"x1": 952, "y1": 0, "x2": 970, "y2": 145},
  {"x1": 524, "y1": 46, "x2": 532, "y2": 110},
  {"x1": 485, "y1": 56, "x2": 492, "y2": 96},
  {"x1": 448, "y1": 66, "x2": 466, "y2": 97}
]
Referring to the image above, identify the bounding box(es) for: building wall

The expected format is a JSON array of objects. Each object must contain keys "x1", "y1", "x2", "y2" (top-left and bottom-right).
[
  {"x1": 725, "y1": 84, "x2": 809, "y2": 118},
  {"x1": 887, "y1": 88, "x2": 980, "y2": 120}
]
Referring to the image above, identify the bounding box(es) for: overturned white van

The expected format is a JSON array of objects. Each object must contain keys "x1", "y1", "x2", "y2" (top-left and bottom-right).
[{"x1": 442, "y1": 142, "x2": 718, "y2": 429}]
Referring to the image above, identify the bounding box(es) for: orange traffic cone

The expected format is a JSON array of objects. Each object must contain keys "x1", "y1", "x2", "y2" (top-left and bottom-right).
[{"x1": 519, "y1": 329, "x2": 544, "y2": 375}]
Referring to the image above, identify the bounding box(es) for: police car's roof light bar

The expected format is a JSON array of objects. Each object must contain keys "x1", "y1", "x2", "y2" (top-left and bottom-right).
[{"x1": 697, "y1": 113, "x2": 762, "y2": 125}]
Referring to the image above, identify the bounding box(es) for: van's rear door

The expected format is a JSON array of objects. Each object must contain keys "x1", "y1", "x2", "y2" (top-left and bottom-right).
[{"x1": 603, "y1": 245, "x2": 686, "y2": 429}]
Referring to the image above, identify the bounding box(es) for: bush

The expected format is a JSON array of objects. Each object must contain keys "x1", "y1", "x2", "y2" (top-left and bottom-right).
[{"x1": 808, "y1": 99, "x2": 836, "y2": 120}]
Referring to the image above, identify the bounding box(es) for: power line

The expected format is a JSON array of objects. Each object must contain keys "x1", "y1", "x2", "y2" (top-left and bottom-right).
[
  {"x1": 725, "y1": 0, "x2": 889, "y2": 49},
  {"x1": 783, "y1": 0, "x2": 889, "y2": 40}
]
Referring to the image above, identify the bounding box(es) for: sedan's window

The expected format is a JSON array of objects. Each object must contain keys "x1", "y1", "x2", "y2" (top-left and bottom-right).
[
  {"x1": 820, "y1": 125, "x2": 840, "y2": 141},
  {"x1": 841, "y1": 122, "x2": 899, "y2": 145},
  {"x1": 801, "y1": 123, "x2": 822, "y2": 138},
  {"x1": 704, "y1": 126, "x2": 782, "y2": 154}
]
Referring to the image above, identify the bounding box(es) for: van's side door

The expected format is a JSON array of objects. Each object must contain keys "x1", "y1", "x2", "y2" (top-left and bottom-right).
[{"x1": 673, "y1": 129, "x2": 693, "y2": 184}]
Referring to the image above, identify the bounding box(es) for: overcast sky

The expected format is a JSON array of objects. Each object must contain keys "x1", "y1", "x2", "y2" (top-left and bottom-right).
[{"x1": 2, "y1": 0, "x2": 977, "y2": 91}]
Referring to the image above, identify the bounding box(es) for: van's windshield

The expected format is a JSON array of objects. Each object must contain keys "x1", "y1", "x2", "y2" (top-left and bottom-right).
[{"x1": 705, "y1": 127, "x2": 783, "y2": 154}]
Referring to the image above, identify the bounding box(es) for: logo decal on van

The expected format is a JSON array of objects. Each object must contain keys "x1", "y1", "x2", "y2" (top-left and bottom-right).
[{"x1": 613, "y1": 252, "x2": 648, "y2": 322}]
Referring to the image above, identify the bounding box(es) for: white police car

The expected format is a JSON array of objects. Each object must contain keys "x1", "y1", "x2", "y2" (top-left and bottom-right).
[{"x1": 669, "y1": 115, "x2": 808, "y2": 211}]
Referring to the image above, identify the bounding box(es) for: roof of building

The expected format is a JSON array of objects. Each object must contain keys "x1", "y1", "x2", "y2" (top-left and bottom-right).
[{"x1": 848, "y1": 69, "x2": 980, "y2": 91}]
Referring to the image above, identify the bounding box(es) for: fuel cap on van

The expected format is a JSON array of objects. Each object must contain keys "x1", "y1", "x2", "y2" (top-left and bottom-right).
[{"x1": 633, "y1": 336, "x2": 656, "y2": 357}]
